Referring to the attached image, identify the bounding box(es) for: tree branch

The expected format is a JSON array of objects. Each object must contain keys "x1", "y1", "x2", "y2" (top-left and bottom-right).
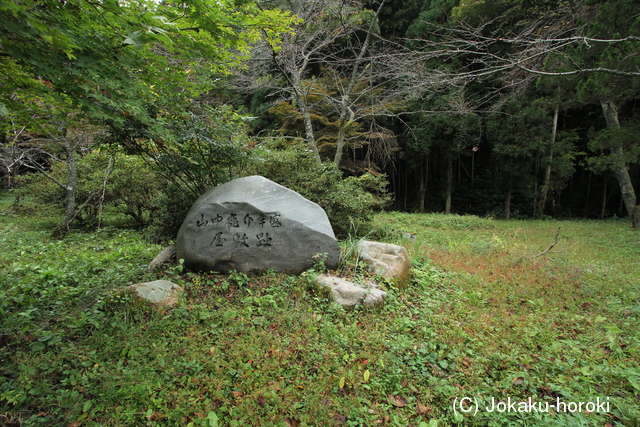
[{"x1": 524, "y1": 227, "x2": 562, "y2": 259}]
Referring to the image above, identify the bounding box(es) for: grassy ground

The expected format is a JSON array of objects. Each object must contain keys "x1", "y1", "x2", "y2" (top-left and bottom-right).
[{"x1": 0, "y1": 199, "x2": 638, "y2": 426}]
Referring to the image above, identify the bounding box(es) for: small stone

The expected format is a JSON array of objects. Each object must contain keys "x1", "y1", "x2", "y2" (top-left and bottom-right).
[
  {"x1": 357, "y1": 240, "x2": 410, "y2": 282},
  {"x1": 316, "y1": 274, "x2": 386, "y2": 306},
  {"x1": 127, "y1": 280, "x2": 183, "y2": 308}
]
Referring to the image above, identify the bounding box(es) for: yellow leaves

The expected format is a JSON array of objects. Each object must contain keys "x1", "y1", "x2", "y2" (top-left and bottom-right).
[
  {"x1": 363, "y1": 369, "x2": 370, "y2": 382},
  {"x1": 339, "y1": 376, "x2": 346, "y2": 389}
]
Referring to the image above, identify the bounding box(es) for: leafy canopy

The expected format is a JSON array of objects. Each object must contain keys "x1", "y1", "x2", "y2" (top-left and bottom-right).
[{"x1": 0, "y1": 0, "x2": 295, "y2": 127}]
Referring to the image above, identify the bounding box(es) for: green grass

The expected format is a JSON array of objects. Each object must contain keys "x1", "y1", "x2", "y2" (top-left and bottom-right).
[{"x1": 1, "y1": 205, "x2": 638, "y2": 426}]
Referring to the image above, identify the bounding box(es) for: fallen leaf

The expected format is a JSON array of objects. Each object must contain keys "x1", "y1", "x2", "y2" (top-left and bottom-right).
[
  {"x1": 388, "y1": 394, "x2": 408, "y2": 407},
  {"x1": 333, "y1": 413, "x2": 347, "y2": 423},
  {"x1": 148, "y1": 412, "x2": 166, "y2": 421},
  {"x1": 416, "y1": 402, "x2": 431, "y2": 414},
  {"x1": 231, "y1": 391, "x2": 243, "y2": 398},
  {"x1": 257, "y1": 394, "x2": 266, "y2": 406},
  {"x1": 284, "y1": 417, "x2": 299, "y2": 427}
]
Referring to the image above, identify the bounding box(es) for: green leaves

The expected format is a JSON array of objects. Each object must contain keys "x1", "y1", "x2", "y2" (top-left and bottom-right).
[
  {"x1": 0, "y1": 0, "x2": 296, "y2": 137},
  {"x1": 206, "y1": 411, "x2": 219, "y2": 427}
]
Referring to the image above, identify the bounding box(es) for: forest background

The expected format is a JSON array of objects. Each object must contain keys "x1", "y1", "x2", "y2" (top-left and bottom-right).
[{"x1": 1, "y1": 0, "x2": 640, "y2": 236}]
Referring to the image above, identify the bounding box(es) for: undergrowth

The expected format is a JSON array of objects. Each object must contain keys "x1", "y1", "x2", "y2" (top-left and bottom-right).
[{"x1": 0, "y1": 204, "x2": 638, "y2": 426}]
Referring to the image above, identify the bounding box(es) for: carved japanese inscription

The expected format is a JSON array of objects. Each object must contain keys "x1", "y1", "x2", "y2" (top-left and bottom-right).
[
  {"x1": 195, "y1": 211, "x2": 282, "y2": 249},
  {"x1": 176, "y1": 175, "x2": 341, "y2": 274}
]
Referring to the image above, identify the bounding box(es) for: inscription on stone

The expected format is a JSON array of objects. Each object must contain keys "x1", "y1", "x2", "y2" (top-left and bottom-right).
[
  {"x1": 176, "y1": 175, "x2": 341, "y2": 274},
  {"x1": 196, "y1": 211, "x2": 282, "y2": 248}
]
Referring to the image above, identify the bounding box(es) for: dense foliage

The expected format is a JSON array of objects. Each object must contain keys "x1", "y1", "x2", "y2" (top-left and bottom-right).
[
  {"x1": 17, "y1": 151, "x2": 161, "y2": 228},
  {"x1": 249, "y1": 139, "x2": 391, "y2": 237}
]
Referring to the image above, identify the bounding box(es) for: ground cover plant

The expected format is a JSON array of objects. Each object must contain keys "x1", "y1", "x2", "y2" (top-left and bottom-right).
[{"x1": 0, "y1": 197, "x2": 638, "y2": 426}]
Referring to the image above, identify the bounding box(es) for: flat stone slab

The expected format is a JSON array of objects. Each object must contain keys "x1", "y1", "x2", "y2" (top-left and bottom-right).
[
  {"x1": 127, "y1": 280, "x2": 183, "y2": 308},
  {"x1": 316, "y1": 274, "x2": 387, "y2": 306},
  {"x1": 176, "y1": 176, "x2": 340, "y2": 274}
]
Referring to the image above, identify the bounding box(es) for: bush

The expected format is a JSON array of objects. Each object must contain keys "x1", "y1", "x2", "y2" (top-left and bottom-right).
[
  {"x1": 143, "y1": 182, "x2": 198, "y2": 244},
  {"x1": 140, "y1": 105, "x2": 253, "y2": 199},
  {"x1": 17, "y1": 151, "x2": 162, "y2": 228},
  {"x1": 248, "y1": 139, "x2": 390, "y2": 237}
]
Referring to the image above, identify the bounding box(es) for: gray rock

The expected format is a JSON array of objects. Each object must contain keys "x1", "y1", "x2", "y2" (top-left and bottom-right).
[
  {"x1": 148, "y1": 244, "x2": 177, "y2": 272},
  {"x1": 127, "y1": 280, "x2": 183, "y2": 308},
  {"x1": 176, "y1": 175, "x2": 340, "y2": 274},
  {"x1": 357, "y1": 240, "x2": 410, "y2": 282},
  {"x1": 316, "y1": 274, "x2": 386, "y2": 306}
]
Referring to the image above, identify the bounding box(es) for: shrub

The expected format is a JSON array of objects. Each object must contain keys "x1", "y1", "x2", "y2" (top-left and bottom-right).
[
  {"x1": 248, "y1": 139, "x2": 390, "y2": 237},
  {"x1": 17, "y1": 151, "x2": 162, "y2": 228},
  {"x1": 143, "y1": 182, "x2": 198, "y2": 244},
  {"x1": 138, "y1": 105, "x2": 254, "y2": 199}
]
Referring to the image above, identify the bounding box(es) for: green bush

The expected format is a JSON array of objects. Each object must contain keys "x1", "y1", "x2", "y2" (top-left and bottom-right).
[
  {"x1": 104, "y1": 154, "x2": 163, "y2": 227},
  {"x1": 17, "y1": 151, "x2": 161, "y2": 228},
  {"x1": 143, "y1": 182, "x2": 198, "y2": 244},
  {"x1": 248, "y1": 139, "x2": 390, "y2": 237},
  {"x1": 143, "y1": 105, "x2": 253, "y2": 199}
]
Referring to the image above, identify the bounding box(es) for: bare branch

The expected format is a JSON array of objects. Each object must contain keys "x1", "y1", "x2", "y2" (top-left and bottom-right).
[{"x1": 523, "y1": 227, "x2": 562, "y2": 259}]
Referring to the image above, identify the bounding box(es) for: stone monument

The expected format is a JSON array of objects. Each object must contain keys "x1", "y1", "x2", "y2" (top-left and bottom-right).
[{"x1": 176, "y1": 176, "x2": 340, "y2": 274}]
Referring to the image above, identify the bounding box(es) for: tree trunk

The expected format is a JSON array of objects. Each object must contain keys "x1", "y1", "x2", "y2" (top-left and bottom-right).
[
  {"x1": 539, "y1": 105, "x2": 559, "y2": 218},
  {"x1": 333, "y1": 1, "x2": 385, "y2": 166},
  {"x1": 505, "y1": 183, "x2": 513, "y2": 220},
  {"x1": 471, "y1": 151, "x2": 475, "y2": 191},
  {"x1": 333, "y1": 103, "x2": 351, "y2": 167},
  {"x1": 533, "y1": 159, "x2": 540, "y2": 218},
  {"x1": 295, "y1": 89, "x2": 321, "y2": 164},
  {"x1": 419, "y1": 158, "x2": 428, "y2": 214},
  {"x1": 600, "y1": 100, "x2": 639, "y2": 228},
  {"x1": 445, "y1": 157, "x2": 453, "y2": 214},
  {"x1": 59, "y1": 136, "x2": 78, "y2": 235},
  {"x1": 600, "y1": 177, "x2": 608, "y2": 220}
]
